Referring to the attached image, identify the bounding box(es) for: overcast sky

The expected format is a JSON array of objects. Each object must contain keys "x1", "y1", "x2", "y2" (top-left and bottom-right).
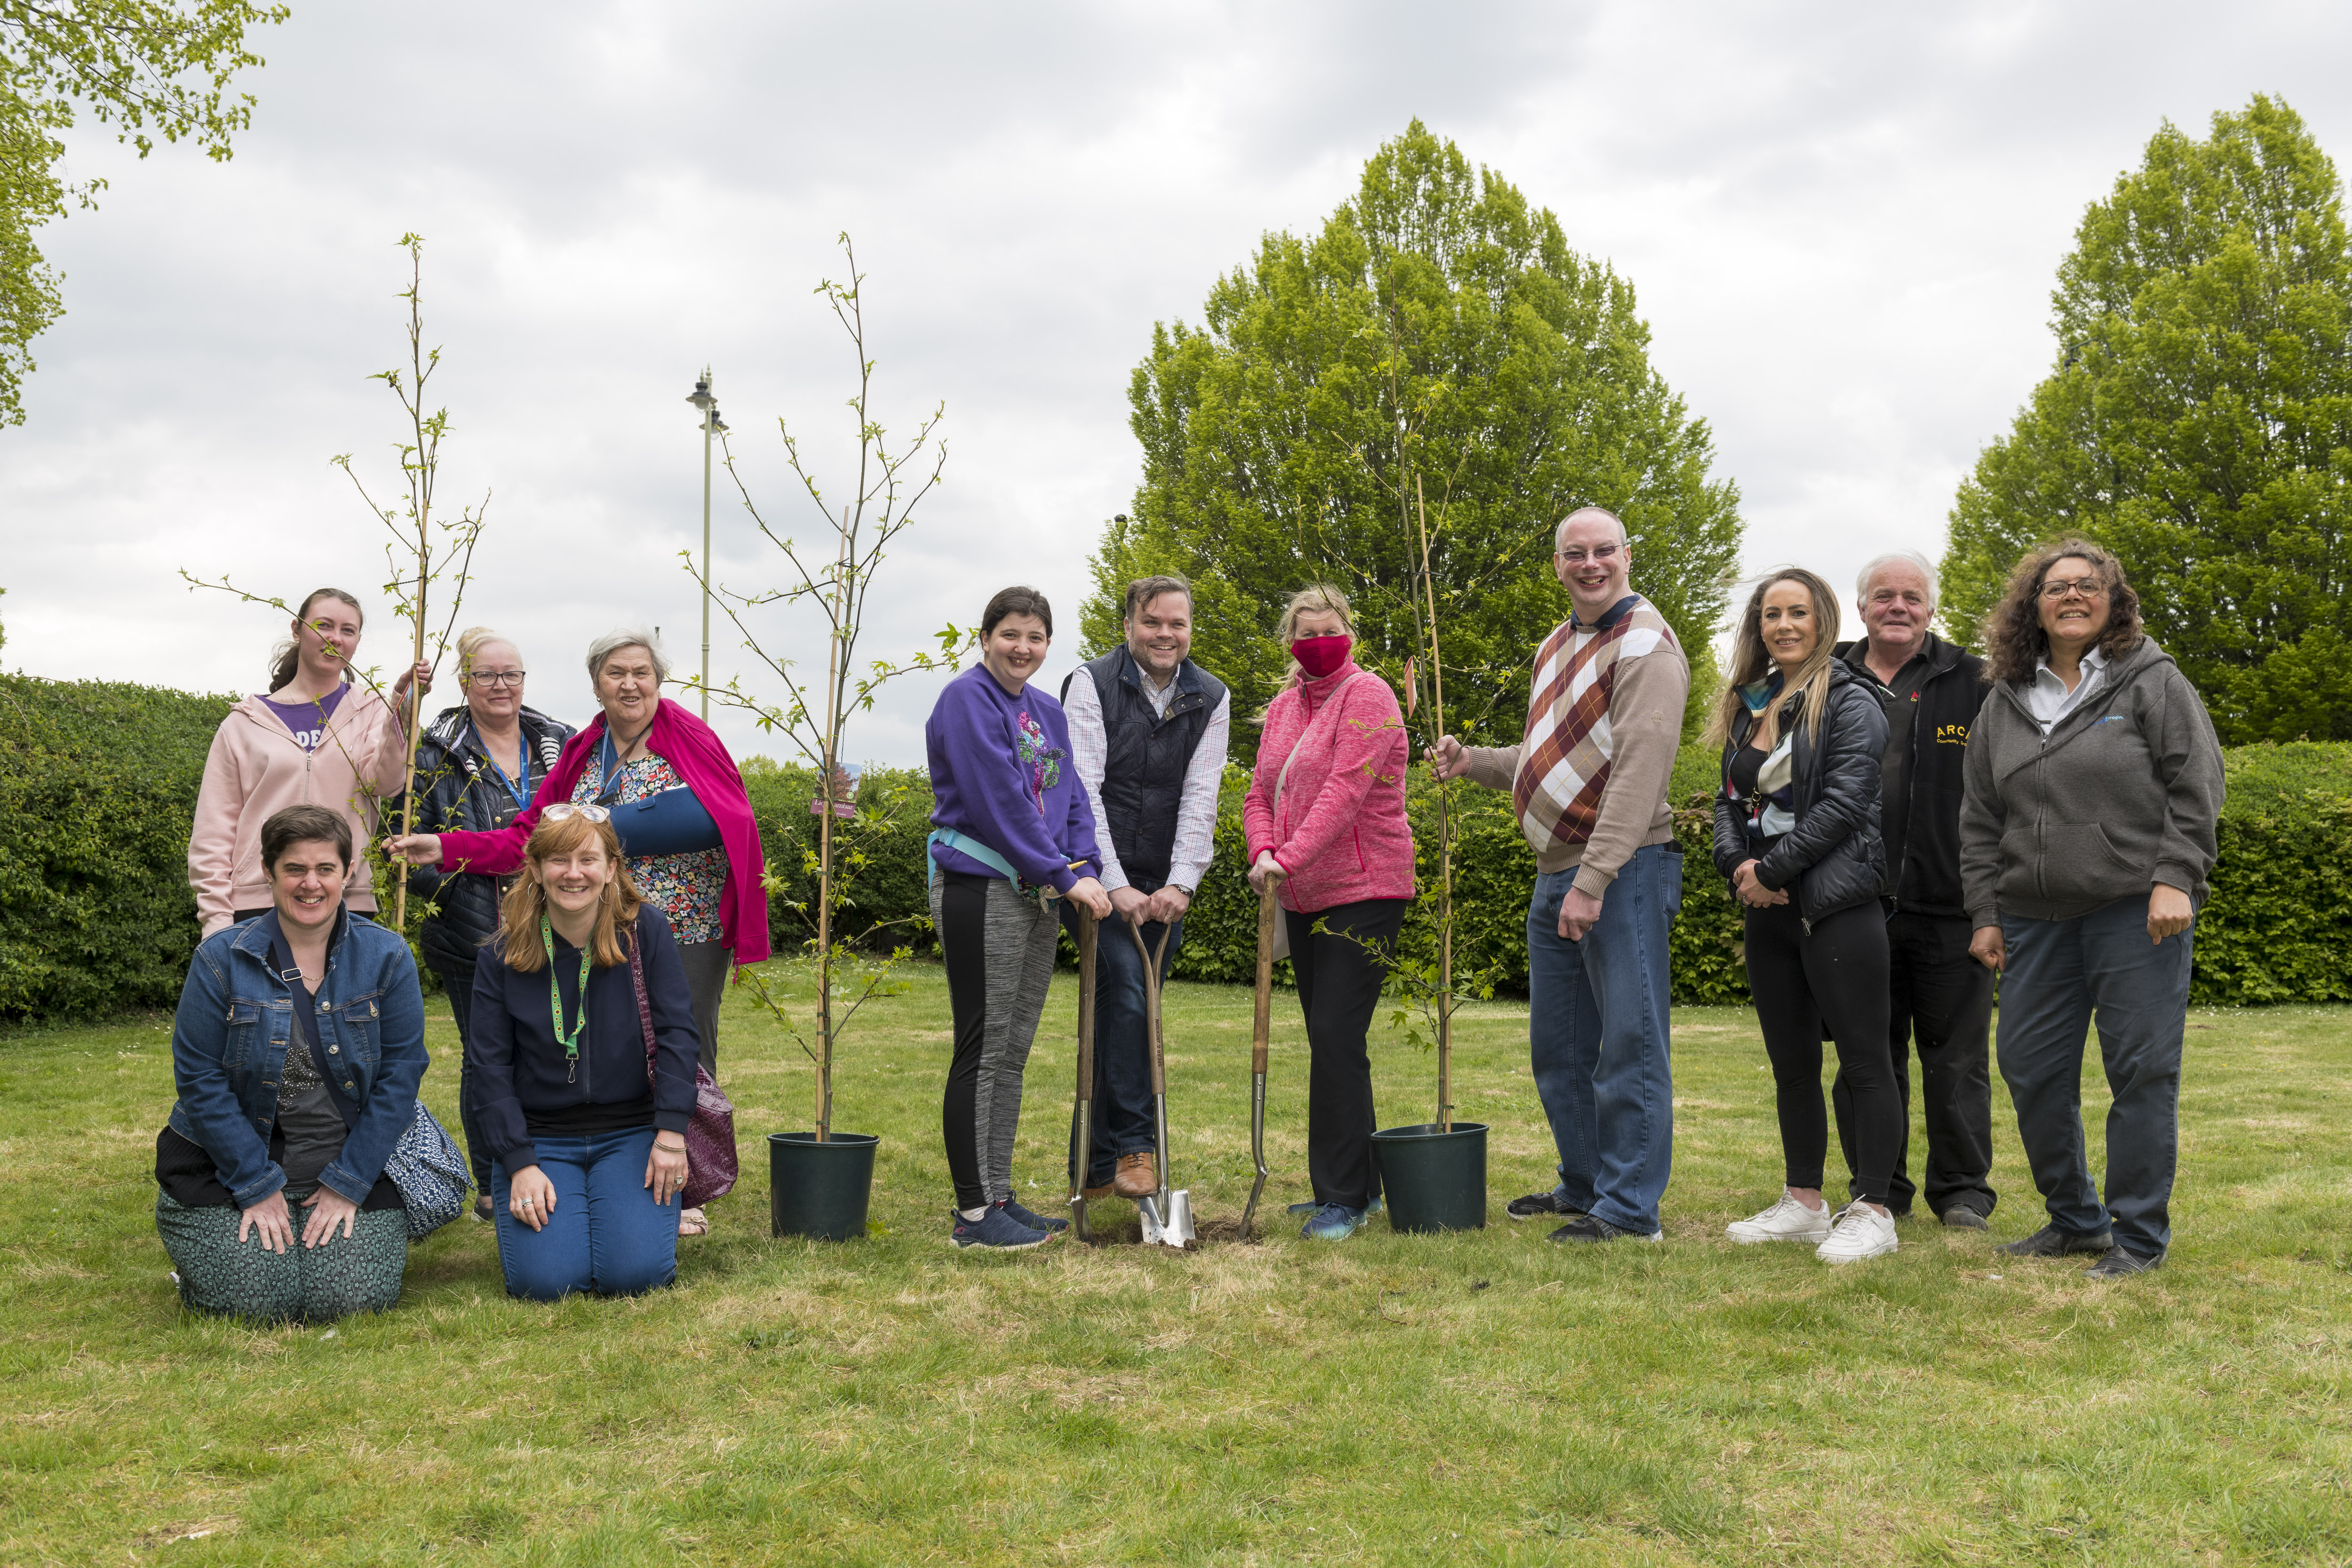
[{"x1": 6, "y1": 0, "x2": 2347, "y2": 764}]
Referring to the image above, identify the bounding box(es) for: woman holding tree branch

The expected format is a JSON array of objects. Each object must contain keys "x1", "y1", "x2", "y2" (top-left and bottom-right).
[
  {"x1": 387, "y1": 629, "x2": 766, "y2": 1234},
  {"x1": 189, "y1": 588, "x2": 433, "y2": 938},
  {"x1": 1243, "y1": 584, "x2": 1415, "y2": 1242},
  {"x1": 399, "y1": 627, "x2": 574, "y2": 1215},
  {"x1": 925, "y1": 586, "x2": 1111, "y2": 1252}
]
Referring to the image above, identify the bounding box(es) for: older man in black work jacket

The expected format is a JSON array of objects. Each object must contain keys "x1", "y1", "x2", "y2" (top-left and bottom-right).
[
  {"x1": 1059, "y1": 574, "x2": 1230, "y2": 1203},
  {"x1": 1830, "y1": 549, "x2": 1998, "y2": 1227}
]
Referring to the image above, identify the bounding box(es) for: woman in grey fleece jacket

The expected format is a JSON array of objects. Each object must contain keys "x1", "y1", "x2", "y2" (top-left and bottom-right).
[{"x1": 1958, "y1": 539, "x2": 2224, "y2": 1278}]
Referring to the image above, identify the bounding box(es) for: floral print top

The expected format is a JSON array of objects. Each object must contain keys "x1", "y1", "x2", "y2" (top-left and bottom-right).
[
  {"x1": 575, "y1": 751, "x2": 727, "y2": 945},
  {"x1": 1013, "y1": 708, "x2": 1065, "y2": 815}
]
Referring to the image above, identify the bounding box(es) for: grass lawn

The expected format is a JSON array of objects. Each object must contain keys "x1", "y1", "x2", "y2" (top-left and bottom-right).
[{"x1": 3, "y1": 963, "x2": 2349, "y2": 1566}]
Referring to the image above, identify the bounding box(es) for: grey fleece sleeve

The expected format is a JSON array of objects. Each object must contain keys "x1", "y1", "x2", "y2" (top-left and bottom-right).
[
  {"x1": 2150, "y1": 664, "x2": 2225, "y2": 895},
  {"x1": 1958, "y1": 707, "x2": 2006, "y2": 929}
]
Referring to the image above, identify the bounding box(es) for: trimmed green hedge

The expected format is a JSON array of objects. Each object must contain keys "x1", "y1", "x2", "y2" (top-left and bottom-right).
[
  {"x1": 6, "y1": 677, "x2": 2345, "y2": 1023},
  {"x1": 2193, "y1": 742, "x2": 2352, "y2": 1004},
  {"x1": 0, "y1": 676, "x2": 236, "y2": 1019}
]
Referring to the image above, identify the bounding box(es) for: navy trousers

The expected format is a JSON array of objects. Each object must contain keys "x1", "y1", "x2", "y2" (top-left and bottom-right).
[
  {"x1": 1996, "y1": 893, "x2": 2193, "y2": 1261},
  {"x1": 1060, "y1": 898, "x2": 1179, "y2": 1189}
]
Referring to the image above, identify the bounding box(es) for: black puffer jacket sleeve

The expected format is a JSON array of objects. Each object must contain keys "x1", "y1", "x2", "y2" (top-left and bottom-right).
[
  {"x1": 1756, "y1": 670, "x2": 1888, "y2": 920},
  {"x1": 1710, "y1": 734, "x2": 1752, "y2": 880}
]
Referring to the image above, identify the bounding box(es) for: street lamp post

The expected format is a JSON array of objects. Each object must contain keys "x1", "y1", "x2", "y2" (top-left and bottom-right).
[{"x1": 686, "y1": 369, "x2": 728, "y2": 720}]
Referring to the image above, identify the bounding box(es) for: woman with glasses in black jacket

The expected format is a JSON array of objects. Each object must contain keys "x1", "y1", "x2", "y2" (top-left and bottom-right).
[{"x1": 402, "y1": 627, "x2": 575, "y2": 1215}]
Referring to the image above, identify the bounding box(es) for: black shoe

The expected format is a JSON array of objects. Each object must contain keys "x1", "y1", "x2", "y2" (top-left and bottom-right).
[
  {"x1": 1548, "y1": 1214, "x2": 1663, "y2": 1244},
  {"x1": 1998, "y1": 1223, "x2": 2113, "y2": 1258},
  {"x1": 1506, "y1": 1190, "x2": 1582, "y2": 1222},
  {"x1": 2084, "y1": 1247, "x2": 2160, "y2": 1279},
  {"x1": 997, "y1": 1197, "x2": 1069, "y2": 1234},
  {"x1": 1939, "y1": 1205, "x2": 1990, "y2": 1231}
]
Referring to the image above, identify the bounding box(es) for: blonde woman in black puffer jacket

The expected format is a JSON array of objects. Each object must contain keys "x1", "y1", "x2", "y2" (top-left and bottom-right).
[{"x1": 1706, "y1": 567, "x2": 1904, "y2": 1266}]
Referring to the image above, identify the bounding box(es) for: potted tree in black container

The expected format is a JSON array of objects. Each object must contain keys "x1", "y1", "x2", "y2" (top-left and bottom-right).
[{"x1": 690, "y1": 236, "x2": 959, "y2": 1241}]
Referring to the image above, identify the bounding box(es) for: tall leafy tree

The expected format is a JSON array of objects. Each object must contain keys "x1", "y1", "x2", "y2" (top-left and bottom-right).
[
  {"x1": 1943, "y1": 95, "x2": 2352, "y2": 742},
  {"x1": 1, "y1": 0, "x2": 285, "y2": 426},
  {"x1": 1085, "y1": 120, "x2": 1740, "y2": 759}
]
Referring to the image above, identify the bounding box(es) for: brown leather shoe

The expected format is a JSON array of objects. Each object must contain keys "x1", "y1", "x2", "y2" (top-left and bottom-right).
[
  {"x1": 1080, "y1": 1182, "x2": 1115, "y2": 1202},
  {"x1": 1114, "y1": 1151, "x2": 1158, "y2": 1199}
]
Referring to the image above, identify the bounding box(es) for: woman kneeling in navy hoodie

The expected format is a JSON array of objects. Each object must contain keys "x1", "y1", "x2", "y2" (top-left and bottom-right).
[{"x1": 468, "y1": 807, "x2": 701, "y2": 1297}]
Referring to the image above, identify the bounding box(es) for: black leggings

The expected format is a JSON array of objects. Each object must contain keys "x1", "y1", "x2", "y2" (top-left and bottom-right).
[
  {"x1": 1286, "y1": 897, "x2": 1408, "y2": 1211},
  {"x1": 1744, "y1": 899, "x2": 1902, "y2": 1205}
]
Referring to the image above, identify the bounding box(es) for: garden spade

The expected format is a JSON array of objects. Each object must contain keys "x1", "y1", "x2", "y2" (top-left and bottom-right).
[
  {"x1": 1239, "y1": 881, "x2": 1278, "y2": 1239},
  {"x1": 1131, "y1": 922, "x2": 1194, "y2": 1248},
  {"x1": 1068, "y1": 906, "x2": 1099, "y2": 1243}
]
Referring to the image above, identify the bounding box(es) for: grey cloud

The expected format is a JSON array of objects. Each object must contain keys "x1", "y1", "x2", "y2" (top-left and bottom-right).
[{"x1": 6, "y1": 0, "x2": 2349, "y2": 760}]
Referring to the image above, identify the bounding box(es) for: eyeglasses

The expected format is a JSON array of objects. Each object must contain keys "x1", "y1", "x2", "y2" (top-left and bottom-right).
[
  {"x1": 1556, "y1": 544, "x2": 1622, "y2": 565},
  {"x1": 467, "y1": 669, "x2": 526, "y2": 688},
  {"x1": 541, "y1": 803, "x2": 611, "y2": 824},
  {"x1": 2040, "y1": 577, "x2": 2108, "y2": 601}
]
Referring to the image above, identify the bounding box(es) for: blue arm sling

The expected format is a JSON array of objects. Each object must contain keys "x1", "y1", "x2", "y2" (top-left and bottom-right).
[{"x1": 594, "y1": 733, "x2": 725, "y2": 858}]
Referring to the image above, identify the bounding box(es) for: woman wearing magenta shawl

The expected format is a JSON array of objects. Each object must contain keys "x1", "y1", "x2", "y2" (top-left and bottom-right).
[{"x1": 389, "y1": 629, "x2": 767, "y2": 1183}]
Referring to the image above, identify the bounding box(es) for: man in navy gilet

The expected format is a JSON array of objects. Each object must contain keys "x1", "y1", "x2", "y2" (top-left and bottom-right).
[{"x1": 1060, "y1": 574, "x2": 1230, "y2": 1202}]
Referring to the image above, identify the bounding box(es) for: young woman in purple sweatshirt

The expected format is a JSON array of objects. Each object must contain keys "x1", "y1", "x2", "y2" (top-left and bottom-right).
[{"x1": 926, "y1": 586, "x2": 1112, "y2": 1250}]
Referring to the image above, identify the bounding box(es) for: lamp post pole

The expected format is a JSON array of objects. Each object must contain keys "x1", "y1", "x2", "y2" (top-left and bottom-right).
[{"x1": 686, "y1": 370, "x2": 727, "y2": 720}]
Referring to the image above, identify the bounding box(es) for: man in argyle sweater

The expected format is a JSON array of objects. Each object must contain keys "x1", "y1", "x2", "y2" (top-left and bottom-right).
[{"x1": 1430, "y1": 506, "x2": 1691, "y2": 1242}]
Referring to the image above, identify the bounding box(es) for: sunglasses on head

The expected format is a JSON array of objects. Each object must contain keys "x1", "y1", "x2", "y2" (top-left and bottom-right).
[{"x1": 540, "y1": 803, "x2": 612, "y2": 824}]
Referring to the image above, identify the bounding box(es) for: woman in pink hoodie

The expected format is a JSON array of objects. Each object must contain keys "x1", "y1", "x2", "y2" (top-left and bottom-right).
[
  {"x1": 188, "y1": 589, "x2": 431, "y2": 938},
  {"x1": 1243, "y1": 584, "x2": 1414, "y2": 1241}
]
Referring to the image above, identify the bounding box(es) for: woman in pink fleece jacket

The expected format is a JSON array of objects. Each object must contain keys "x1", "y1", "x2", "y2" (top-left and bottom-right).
[
  {"x1": 1243, "y1": 584, "x2": 1414, "y2": 1240},
  {"x1": 189, "y1": 589, "x2": 430, "y2": 937}
]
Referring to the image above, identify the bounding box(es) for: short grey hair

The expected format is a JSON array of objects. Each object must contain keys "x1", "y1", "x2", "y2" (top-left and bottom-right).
[
  {"x1": 1855, "y1": 550, "x2": 1940, "y2": 613},
  {"x1": 586, "y1": 628, "x2": 670, "y2": 685},
  {"x1": 1555, "y1": 506, "x2": 1629, "y2": 549}
]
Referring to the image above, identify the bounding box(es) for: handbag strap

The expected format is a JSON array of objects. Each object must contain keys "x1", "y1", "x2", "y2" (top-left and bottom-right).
[{"x1": 626, "y1": 920, "x2": 659, "y2": 1088}]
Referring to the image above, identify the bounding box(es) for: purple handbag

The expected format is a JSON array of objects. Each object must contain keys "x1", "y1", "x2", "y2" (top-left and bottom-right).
[{"x1": 628, "y1": 931, "x2": 740, "y2": 1208}]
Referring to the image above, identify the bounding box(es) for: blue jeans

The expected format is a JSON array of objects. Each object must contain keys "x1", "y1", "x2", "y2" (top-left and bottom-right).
[
  {"x1": 1526, "y1": 844, "x2": 1683, "y2": 1234},
  {"x1": 1997, "y1": 894, "x2": 2193, "y2": 1260},
  {"x1": 493, "y1": 1127, "x2": 679, "y2": 1300},
  {"x1": 1060, "y1": 900, "x2": 1180, "y2": 1187}
]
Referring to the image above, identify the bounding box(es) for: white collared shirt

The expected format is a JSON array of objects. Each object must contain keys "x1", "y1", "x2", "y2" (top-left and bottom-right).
[
  {"x1": 1063, "y1": 663, "x2": 1229, "y2": 892},
  {"x1": 2026, "y1": 645, "x2": 2108, "y2": 735}
]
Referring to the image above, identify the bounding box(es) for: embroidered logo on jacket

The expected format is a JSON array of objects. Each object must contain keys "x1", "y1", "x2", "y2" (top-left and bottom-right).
[{"x1": 1934, "y1": 723, "x2": 1970, "y2": 745}]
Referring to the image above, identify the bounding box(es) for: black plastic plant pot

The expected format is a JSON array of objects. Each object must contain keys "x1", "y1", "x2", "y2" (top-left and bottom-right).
[
  {"x1": 1370, "y1": 1121, "x2": 1488, "y2": 1234},
  {"x1": 768, "y1": 1131, "x2": 880, "y2": 1242}
]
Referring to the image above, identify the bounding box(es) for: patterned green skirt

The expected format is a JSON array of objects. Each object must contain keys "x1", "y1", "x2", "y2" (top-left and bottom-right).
[{"x1": 156, "y1": 1190, "x2": 409, "y2": 1324}]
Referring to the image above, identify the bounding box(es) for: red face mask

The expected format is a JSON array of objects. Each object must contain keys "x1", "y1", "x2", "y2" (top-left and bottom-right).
[{"x1": 1290, "y1": 634, "x2": 1352, "y2": 678}]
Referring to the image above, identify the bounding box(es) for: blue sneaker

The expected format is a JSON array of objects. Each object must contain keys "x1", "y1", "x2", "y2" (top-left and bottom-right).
[
  {"x1": 997, "y1": 1197, "x2": 1069, "y2": 1234},
  {"x1": 951, "y1": 1206, "x2": 1052, "y2": 1250},
  {"x1": 1288, "y1": 1195, "x2": 1382, "y2": 1217},
  {"x1": 1300, "y1": 1202, "x2": 1367, "y2": 1240}
]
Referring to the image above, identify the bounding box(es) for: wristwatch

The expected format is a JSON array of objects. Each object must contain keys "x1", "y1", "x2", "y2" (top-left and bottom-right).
[{"x1": 1168, "y1": 882, "x2": 1194, "y2": 899}]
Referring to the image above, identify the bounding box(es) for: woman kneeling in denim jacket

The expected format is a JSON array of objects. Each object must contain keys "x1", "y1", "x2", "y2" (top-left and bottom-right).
[
  {"x1": 467, "y1": 807, "x2": 701, "y2": 1298},
  {"x1": 157, "y1": 804, "x2": 428, "y2": 1323}
]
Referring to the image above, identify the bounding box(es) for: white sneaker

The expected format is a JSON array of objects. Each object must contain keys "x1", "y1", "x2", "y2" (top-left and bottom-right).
[
  {"x1": 1726, "y1": 1194, "x2": 1833, "y2": 1245},
  {"x1": 1815, "y1": 1204, "x2": 1899, "y2": 1264}
]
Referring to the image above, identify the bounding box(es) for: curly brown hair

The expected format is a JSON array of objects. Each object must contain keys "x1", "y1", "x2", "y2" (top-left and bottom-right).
[{"x1": 1981, "y1": 537, "x2": 2144, "y2": 685}]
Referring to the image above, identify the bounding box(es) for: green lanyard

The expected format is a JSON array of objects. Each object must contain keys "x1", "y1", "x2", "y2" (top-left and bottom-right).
[{"x1": 540, "y1": 917, "x2": 591, "y2": 1082}]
